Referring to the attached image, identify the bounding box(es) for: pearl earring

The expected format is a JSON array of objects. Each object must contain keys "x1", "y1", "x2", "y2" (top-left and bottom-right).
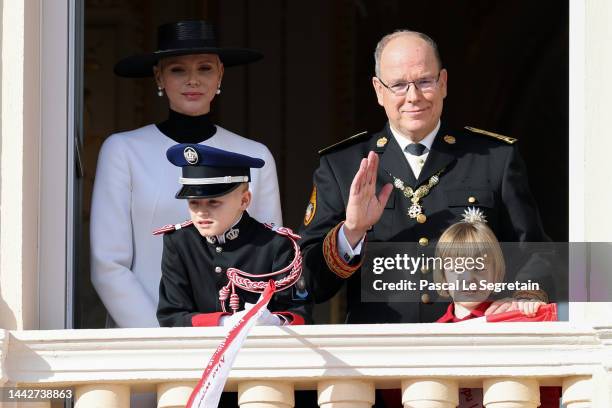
[
  {"x1": 216, "y1": 85, "x2": 221, "y2": 95},
  {"x1": 157, "y1": 86, "x2": 164, "y2": 97}
]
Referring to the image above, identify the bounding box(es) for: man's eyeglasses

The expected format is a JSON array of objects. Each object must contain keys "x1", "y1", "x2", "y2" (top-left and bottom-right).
[{"x1": 376, "y1": 72, "x2": 441, "y2": 96}]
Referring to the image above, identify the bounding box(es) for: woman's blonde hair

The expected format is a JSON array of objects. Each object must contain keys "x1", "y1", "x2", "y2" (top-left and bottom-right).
[{"x1": 434, "y1": 221, "x2": 505, "y2": 298}]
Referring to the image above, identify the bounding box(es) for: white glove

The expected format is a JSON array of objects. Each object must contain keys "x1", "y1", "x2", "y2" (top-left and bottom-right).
[
  {"x1": 255, "y1": 307, "x2": 283, "y2": 326},
  {"x1": 245, "y1": 302, "x2": 283, "y2": 326},
  {"x1": 219, "y1": 303, "x2": 283, "y2": 327},
  {"x1": 219, "y1": 309, "x2": 248, "y2": 327}
]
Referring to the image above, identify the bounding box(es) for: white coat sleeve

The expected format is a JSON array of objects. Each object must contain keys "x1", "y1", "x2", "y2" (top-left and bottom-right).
[
  {"x1": 248, "y1": 145, "x2": 283, "y2": 226},
  {"x1": 90, "y1": 136, "x2": 159, "y2": 328}
]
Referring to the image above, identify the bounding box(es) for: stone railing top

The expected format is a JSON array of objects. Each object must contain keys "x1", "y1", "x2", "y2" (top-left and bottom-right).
[{"x1": 0, "y1": 323, "x2": 610, "y2": 390}]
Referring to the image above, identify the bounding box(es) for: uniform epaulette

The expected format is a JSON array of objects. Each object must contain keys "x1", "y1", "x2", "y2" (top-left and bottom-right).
[
  {"x1": 318, "y1": 131, "x2": 369, "y2": 155},
  {"x1": 152, "y1": 220, "x2": 193, "y2": 235},
  {"x1": 464, "y1": 126, "x2": 517, "y2": 144}
]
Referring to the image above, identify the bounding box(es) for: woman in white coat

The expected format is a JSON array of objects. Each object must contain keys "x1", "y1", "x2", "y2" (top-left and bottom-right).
[{"x1": 90, "y1": 20, "x2": 282, "y2": 328}]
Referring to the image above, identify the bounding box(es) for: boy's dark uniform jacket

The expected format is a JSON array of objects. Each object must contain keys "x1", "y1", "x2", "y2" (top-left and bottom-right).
[
  {"x1": 300, "y1": 123, "x2": 551, "y2": 324},
  {"x1": 157, "y1": 212, "x2": 312, "y2": 327}
]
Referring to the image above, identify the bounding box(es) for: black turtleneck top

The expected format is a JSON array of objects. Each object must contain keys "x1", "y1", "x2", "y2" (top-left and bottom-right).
[{"x1": 156, "y1": 109, "x2": 217, "y2": 144}]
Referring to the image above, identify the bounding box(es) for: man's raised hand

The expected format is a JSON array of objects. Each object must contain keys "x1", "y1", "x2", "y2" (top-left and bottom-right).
[{"x1": 343, "y1": 151, "x2": 393, "y2": 247}]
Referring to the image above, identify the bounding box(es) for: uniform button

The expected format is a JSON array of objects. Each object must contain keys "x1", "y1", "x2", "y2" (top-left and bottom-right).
[
  {"x1": 214, "y1": 266, "x2": 222, "y2": 273},
  {"x1": 418, "y1": 237, "x2": 429, "y2": 246},
  {"x1": 468, "y1": 196, "x2": 477, "y2": 204},
  {"x1": 421, "y1": 266, "x2": 430, "y2": 274},
  {"x1": 216, "y1": 246, "x2": 223, "y2": 253},
  {"x1": 421, "y1": 293, "x2": 431, "y2": 304},
  {"x1": 416, "y1": 213, "x2": 427, "y2": 224}
]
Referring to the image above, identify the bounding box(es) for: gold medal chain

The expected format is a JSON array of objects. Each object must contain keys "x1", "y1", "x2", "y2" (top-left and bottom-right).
[{"x1": 386, "y1": 168, "x2": 444, "y2": 219}]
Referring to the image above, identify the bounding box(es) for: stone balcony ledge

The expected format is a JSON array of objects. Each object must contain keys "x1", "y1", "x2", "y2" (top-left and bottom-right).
[{"x1": 0, "y1": 322, "x2": 608, "y2": 391}]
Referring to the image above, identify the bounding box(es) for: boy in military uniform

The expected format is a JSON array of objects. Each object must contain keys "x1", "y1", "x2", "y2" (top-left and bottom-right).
[{"x1": 156, "y1": 144, "x2": 311, "y2": 327}]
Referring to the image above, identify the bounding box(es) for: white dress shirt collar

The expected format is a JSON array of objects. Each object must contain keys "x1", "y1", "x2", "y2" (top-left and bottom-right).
[{"x1": 389, "y1": 120, "x2": 441, "y2": 153}]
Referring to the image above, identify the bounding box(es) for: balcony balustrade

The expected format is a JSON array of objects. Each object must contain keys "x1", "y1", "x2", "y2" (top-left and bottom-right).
[{"x1": 0, "y1": 322, "x2": 609, "y2": 407}]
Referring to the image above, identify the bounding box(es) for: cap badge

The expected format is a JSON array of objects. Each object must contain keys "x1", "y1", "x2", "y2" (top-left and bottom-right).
[{"x1": 183, "y1": 147, "x2": 199, "y2": 164}]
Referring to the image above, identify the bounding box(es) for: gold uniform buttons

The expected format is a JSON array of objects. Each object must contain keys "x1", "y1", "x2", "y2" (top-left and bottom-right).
[
  {"x1": 468, "y1": 196, "x2": 477, "y2": 204},
  {"x1": 421, "y1": 293, "x2": 431, "y2": 304},
  {"x1": 416, "y1": 213, "x2": 427, "y2": 224},
  {"x1": 419, "y1": 237, "x2": 429, "y2": 247}
]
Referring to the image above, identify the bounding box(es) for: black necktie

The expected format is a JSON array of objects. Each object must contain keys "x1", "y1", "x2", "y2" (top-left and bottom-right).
[{"x1": 405, "y1": 143, "x2": 426, "y2": 156}]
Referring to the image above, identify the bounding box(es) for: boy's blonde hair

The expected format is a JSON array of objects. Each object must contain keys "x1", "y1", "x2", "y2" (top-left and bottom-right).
[{"x1": 434, "y1": 221, "x2": 505, "y2": 298}]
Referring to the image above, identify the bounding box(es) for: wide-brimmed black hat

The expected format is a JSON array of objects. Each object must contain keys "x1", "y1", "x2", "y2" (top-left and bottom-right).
[{"x1": 114, "y1": 20, "x2": 263, "y2": 78}]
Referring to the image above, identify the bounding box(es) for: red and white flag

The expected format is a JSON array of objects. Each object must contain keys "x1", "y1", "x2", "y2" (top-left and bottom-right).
[{"x1": 187, "y1": 281, "x2": 276, "y2": 408}]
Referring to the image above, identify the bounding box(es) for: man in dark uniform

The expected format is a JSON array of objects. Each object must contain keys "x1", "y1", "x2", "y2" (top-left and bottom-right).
[
  {"x1": 155, "y1": 143, "x2": 311, "y2": 327},
  {"x1": 300, "y1": 30, "x2": 549, "y2": 324}
]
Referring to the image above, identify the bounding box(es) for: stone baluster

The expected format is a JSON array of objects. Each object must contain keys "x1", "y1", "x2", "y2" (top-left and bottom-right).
[
  {"x1": 238, "y1": 381, "x2": 294, "y2": 408},
  {"x1": 157, "y1": 382, "x2": 195, "y2": 408},
  {"x1": 483, "y1": 378, "x2": 539, "y2": 408},
  {"x1": 562, "y1": 376, "x2": 592, "y2": 408},
  {"x1": 317, "y1": 380, "x2": 375, "y2": 408},
  {"x1": 74, "y1": 384, "x2": 130, "y2": 408},
  {"x1": 401, "y1": 378, "x2": 458, "y2": 408}
]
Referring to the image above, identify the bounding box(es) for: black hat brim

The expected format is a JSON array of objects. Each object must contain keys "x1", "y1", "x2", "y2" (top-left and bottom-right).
[
  {"x1": 114, "y1": 48, "x2": 263, "y2": 78},
  {"x1": 175, "y1": 182, "x2": 243, "y2": 200}
]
